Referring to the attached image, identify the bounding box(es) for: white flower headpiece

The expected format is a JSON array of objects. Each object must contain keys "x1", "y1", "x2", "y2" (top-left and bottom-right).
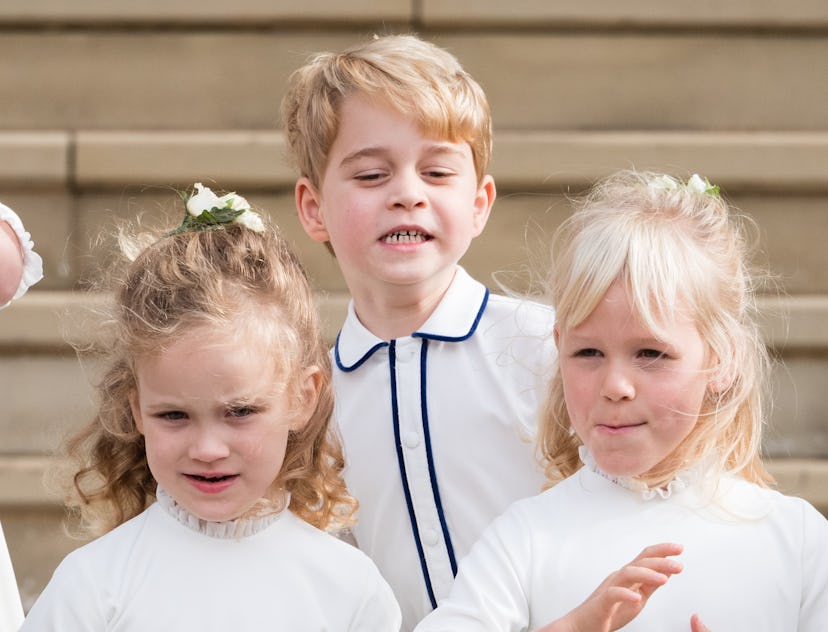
[
  {"x1": 167, "y1": 183, "x2": 265, "y2": 235},
  {"x1": 648, "y1": 173, "x2": 720, "y2": 198}
]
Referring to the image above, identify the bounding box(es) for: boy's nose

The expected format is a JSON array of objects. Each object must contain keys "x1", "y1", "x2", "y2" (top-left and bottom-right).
[{"x1": 387, "y1": 172, "x2": 427, "y2": 210}]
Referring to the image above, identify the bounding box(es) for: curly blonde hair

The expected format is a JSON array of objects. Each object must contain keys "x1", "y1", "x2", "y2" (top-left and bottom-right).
[
  {"x1": 63, "y1": 205, "x2": 355, "y2": 536},
  {"x1": 538, "y1": 170, "x2": 774, "y2": 491},
  {"x1": 281, "y1": 33, "x2": 492, "y2": 188}
]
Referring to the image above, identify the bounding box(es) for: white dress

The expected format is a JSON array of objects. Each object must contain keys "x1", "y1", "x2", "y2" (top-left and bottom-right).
[
  {"x1": 0, "y1": 521, "x2": 23, "y2": 632},
  {"x1": 21, "y1": 488, "x2": 401, "y2": 631},
  {"x1": 0, "y1": 202, "x2": 43, "y2": 308},
  {"x1": 414, "y1": 449, "x2": 828, "y2": 631}
]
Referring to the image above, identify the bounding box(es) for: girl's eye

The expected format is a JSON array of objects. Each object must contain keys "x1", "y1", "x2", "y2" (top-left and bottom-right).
[
  {"x1": 574, "y1": 348, "x2": 602, "y2": 358},
  {"x1": 639, "y1": 349, "x2": 668, "y2": 360},
  {"x1": 158, "y1": 411, "x2": 187, "y2": 422},
  {"x1": 228, "y1": 406, "x2": 258, "y2": 419}
]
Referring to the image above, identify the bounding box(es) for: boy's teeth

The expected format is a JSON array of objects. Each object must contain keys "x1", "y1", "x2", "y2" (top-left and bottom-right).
[{"x1": 384, "y1": 230, "x2": 427, "y2": 243}]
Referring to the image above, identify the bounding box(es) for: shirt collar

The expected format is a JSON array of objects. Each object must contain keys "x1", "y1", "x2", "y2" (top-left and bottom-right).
[{"x1": 334, "y1": 267, "x2": 489, "y2": 371}]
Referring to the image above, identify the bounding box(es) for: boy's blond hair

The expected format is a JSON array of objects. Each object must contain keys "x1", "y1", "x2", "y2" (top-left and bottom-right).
[
  {"x1": 539, "y1": 170, "x2": 774, "y2": 491},
  {"x1": 281, "y1": 33, "x2": 492, "y2": 188},
  {"x1": 61, "y1": 208, "x2": 355, "y2": 536}
]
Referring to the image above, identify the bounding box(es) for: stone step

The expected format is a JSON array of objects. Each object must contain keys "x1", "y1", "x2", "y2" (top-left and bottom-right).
[
  {"x1": 2, "y1": 292, "x2": 828, "y2": 459},
  {"x1": 2, "y1": 131, "x2": 827, "y2": 298},
  {"x1": 1, "y1": 33, "x2": 826, "y2": 131},
  {"x1": 0, "y1": 0, "x2": 825, "y2": 27},
  {"x1": 4, "y1": 130, "x2": 828, "y2": 191},
  {"x1": 420, "y1": 0, "x2": 828, "y2": 28}
]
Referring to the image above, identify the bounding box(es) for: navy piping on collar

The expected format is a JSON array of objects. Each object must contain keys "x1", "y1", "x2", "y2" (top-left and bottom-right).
[
  {"x1": 334, "y1": 332, "x2": 389, "y2": 373},
  {"x1": 413, "y1": 288, "x2": 489, "y2": 343},
  {"x1": 333, "y1": 286, "x2": 489, "y2": 371},
  {"x1": 419, "y1": 338, "x2": 458, "y2": 576},
  {"x1": 389, "y1": 340, "x2": 439, "y2": 609}
]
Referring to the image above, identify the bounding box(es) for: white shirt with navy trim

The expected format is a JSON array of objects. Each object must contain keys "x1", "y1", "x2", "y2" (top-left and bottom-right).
[{"x1": 333, "y1": 266, "x2": 555, "y2": 631}]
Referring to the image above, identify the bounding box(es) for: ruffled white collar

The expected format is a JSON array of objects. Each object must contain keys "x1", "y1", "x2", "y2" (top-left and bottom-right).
[
  {"x1": 578, "y1": 446, "x2": 712, "y2": 500},
  {"x1": 156, "y1": 486, "x2": 289, "y2": 539}
]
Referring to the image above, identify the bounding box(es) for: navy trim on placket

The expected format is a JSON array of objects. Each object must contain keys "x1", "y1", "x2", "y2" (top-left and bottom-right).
[
  {"x1": 389, "y1": 340, "x2": 438, "y2": 609},
  {"x1": 419, "y1": 338, "x2": 458, "y2": 576}
]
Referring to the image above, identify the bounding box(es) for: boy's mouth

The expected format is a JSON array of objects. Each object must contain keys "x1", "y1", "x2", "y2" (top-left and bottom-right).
[{"x1": 381, "y1": 229, "x2": 432, "y2": 244}]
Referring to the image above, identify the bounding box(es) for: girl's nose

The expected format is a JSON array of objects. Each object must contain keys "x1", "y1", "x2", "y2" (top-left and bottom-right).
[
  {"x1": 188, "y1": 426, "x2": 231, "y2": 462},
  {"x1": 600, "y1": 363, "x2": 635, "y2": 401}
]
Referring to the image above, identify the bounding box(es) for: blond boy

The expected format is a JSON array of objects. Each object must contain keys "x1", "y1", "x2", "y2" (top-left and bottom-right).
[{"x1": 282, "y1": 34, "x2": 554, "y2": 630}]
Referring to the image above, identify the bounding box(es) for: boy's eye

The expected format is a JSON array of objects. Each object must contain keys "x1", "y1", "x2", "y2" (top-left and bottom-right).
[
  {"x1": 353, "y1": 171, "x2": 385, "y2": 182},
  {"x1": 423, "y1": 169, "x2": 453, "y2": 179}
]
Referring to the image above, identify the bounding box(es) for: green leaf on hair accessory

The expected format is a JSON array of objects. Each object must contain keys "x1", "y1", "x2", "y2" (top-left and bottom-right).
[
  {"x1": 686, "y1": 174, "x2": 720, "y2": 197},
  {"x1": 166, "y1": 183, "x2": 265, "y2": 236}
]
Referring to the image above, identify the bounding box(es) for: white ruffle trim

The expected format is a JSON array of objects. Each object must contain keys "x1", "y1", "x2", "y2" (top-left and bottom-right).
[
  {"x1": 0, "y1": 201, "x2": 43, "y2": 307},
  {"x1": 156, "y1": 486, "x2": 289, "y2": 539},
  {"x1": 578, "y1": 445, "x2": 711, "y2": 500}
]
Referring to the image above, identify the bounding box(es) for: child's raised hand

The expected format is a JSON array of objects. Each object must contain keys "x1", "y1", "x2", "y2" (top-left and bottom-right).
[{"x1": 539, "y1": 542, "x2": 684, "y2": 632}]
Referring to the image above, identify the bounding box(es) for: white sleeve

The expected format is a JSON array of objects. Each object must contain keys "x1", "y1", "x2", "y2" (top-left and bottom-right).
[
  {"x1": 0, "y1": 522, "x2": 23, "y2": 632},
  {"x1": 348, "y1": 562, "x2": 402, "y2": 632},
  {"x1": 19, "y1": 552, "x2": 107, "y2": 631},
  {"x1": 414, "y1": 506, "x2": 533, "y2": 632},
  {"x1": 0, "y1": 201, "x2": 43, "y2": 308},
  {"x1": 799, "y1": 501, "x2": 828, "y2": 631}
]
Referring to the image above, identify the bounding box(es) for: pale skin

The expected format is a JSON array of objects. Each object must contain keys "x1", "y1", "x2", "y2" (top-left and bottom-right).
[
  {"x1": 295, "y1": 94, "x2": 495, "y2": 341},
  {"x1": 538, "y1": 543, "x2": 709, "y2": 632},
  {"x1": 540, "y1": 280, "x2": 714, "y2": 631},
  {"x1": 0, "y1": 220, "x2": 24, "y2": 304},
  {"x1": 129, "y1": 327, "x2": 321, "y2": 523}
]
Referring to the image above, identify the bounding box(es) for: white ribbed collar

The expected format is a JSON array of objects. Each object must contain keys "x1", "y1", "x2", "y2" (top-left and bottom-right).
[
  {"x1": 156, "y1": 487, "x2": 289, "y2": 539},
  {"x1": 578, "y1": 446, "x2": 714, "y2": 501}
]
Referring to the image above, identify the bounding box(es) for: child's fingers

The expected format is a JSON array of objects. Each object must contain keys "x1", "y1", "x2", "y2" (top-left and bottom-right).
[
  {"x1": 630, "y1": 542, "x2": 684, "y2": 562},
  {"x1": 609, "y1": 547, "x2": 683, "y2": 602},
  {"x1": 690, "y1": 614, "x2": 711, "y2": 632},
  {"x1": 610, "y1": 566, "x2": 673, "y2": 603}
]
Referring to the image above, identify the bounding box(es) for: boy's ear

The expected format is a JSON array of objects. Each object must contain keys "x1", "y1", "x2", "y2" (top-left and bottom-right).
[
  {"x1": 295, "y1": 177, "x2": 330, "y2": 244},
  {"x1": 471, "y1": 175, "x2": 496, "y2": 237},
  {"x1": 290, "y1": 365, "x2": 322, "y2": 432}
]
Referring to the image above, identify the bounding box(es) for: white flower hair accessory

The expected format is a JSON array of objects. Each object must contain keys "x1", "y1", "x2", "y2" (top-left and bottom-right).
[
  {"x1": 685, "y1": 173, "x2": 720, "y2": 196},
  {"x1": 167, "y1": 183, "x2": 265, "y2": 235},
  {"x1": 649, "y1": 173, "x2": 720, "y2": 198}
]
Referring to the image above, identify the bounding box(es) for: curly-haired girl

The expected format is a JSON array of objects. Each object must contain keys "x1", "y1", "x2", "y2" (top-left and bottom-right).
[{"x1": 22, "y1": 184, "x2": 400, "y2": 630}]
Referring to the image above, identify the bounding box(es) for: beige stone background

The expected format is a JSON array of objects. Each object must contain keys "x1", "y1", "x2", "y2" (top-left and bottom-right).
[{"x1": 1, "y1": 0, "x2": 827, "y2": 611}]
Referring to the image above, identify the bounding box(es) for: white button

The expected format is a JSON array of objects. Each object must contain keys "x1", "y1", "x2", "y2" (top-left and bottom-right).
[
  {"x1": 403, "y1": 431, "x2": 420, "y2": 448},
  {"x1": 423, "y1": 528, "x2": 440, "y2": 547}
]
